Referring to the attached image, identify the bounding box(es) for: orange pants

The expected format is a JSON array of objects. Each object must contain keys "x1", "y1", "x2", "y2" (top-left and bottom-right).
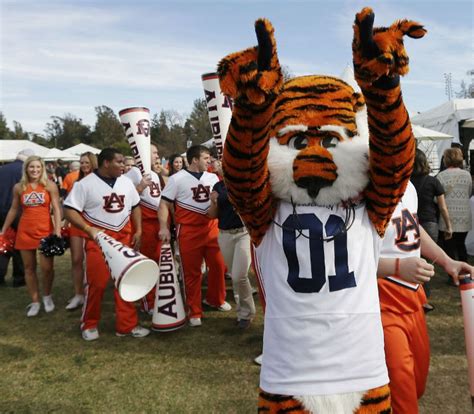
[
  {"x1": 381, "y1": 309, "x2": 430, "y2": 414},
  {"x1": 140, "y1": 219, "x2": 161, "y2": 312},
  {"x1": 178, "y1": 224, "x2": 226, "y2": 318},
  {"x1": 82, "y1": 231, "x2": 138, "y2": 334}
]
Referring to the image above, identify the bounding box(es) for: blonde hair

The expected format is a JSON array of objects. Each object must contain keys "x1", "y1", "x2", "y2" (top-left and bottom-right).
[
  {"x1": 79, "y1": 152, "x2": 98, "y2": 180},
  {"x1": 19, "y1": 156, "x2": 48, "y2": 191}
]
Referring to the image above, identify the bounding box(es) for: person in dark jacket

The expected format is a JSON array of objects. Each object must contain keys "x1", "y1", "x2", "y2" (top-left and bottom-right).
[{"x1": 0, "y1": 149, "x2": 34, "y2": 286}]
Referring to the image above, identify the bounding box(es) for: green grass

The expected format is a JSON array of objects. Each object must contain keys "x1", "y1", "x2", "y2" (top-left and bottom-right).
[{"x1": 0, "y1": 253, "x2": 472, "y2": 413}]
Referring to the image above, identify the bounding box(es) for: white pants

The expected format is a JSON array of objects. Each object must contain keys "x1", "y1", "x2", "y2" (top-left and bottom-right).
[{"x1": 218, "y1": 229, "x2": 255, "y2": 321}]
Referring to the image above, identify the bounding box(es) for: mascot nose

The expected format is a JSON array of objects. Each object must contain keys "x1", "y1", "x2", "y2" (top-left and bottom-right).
[{"x1": 295, "y1": 177, "x2": 333, "y2": 199}]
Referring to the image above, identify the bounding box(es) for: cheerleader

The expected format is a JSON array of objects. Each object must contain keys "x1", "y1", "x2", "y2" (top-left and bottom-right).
[
  {"x1": 65, "y1": 152, "x2": 98, "y2": 310},
  {"x1": 0, "y1": 156, "x2": 62, "y2": 316}
]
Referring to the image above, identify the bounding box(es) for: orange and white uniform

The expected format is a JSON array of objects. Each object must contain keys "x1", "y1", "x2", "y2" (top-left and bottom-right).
[
  {"x1": 161, "y1": 169, "x2": 226, "y2": 318},
  {"x1": 379, "y1": 182, "x2": 429, "y2": 414},
  {"x1": 125, "y1": 166, "x2": 162, "y2": 311},
  {"x1": 64, "y1": 172, "x2": 141, "y2": 334},
  {"x1": 15, "y1": 184, "x2": 53, "y2": 250}
]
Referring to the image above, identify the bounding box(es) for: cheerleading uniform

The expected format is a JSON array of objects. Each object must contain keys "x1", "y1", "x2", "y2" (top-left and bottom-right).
[
  {"x1": 64, "y1": 172, "x2": 141, "y2": 334},
  {"x1": 15, "y1": 184, "x2": 53, "y2": 250},
  {"x1": 378, "y1": 182, "x2": 429, "y2": 414},
  {"x1": 125, "y1": 166, "x2": 162, "y2": 312},
  {"x1": 161, "y1": 169, "x2": 226, "y2": 319}
]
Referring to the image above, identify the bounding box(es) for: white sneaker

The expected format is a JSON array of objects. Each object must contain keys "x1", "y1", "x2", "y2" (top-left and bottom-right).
[
  {"x1": 203, "y1": 299, "x2": 232, "y2": 312},
  {"x1": 26, "y1": 302, "x2": 41, "y2": 317},
  {"x1": 42, "y1": 295, "x2": 55, "y2": 313},
  {"x1": 65, "y1": 294, "x2": 84, "y2": 310},
  {"x1": 116, "y1": 325, "x2": 150, "y2": 338},
  {"x1": 82, "y1": 328, "x2": 99, "y2": 341},
  {"x1": 254, "y1": 353, "x2": 263, "y2": 366},
  {"x1": 189, "y1": 317, "x2": 202, "y2": 327}
]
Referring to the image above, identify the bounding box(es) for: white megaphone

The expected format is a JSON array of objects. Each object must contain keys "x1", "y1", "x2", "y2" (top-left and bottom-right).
[
  {"x1": 95, "y1": 231, "x2": 158, "y2": 302},
  {"x1": 119, "y1": 107, "x2": 152, "y2": 176},
  {"x1": 152, "y1": 244, "x2": 186, "y2": 332},
  {"x1": 202, "y1": 72, "x2": 233, "y2": 160},
  {"x1": 459, "y1": 277, "x2": 474, "y2": 400}
]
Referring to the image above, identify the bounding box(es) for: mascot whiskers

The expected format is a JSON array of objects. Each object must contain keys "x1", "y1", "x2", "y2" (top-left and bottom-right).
[{"x1": 218, "y1": 7, "x2": 426, "y2": 414}]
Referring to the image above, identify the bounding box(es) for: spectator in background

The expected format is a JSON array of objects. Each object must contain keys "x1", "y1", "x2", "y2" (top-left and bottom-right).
[
  {"x1": 152, "y1": 158, "x2": 166, "y2": 189},
  {"x1": 437, "y1": 148, "x2": 472, "y2": 263},
  {"x1": 410, "y1": 149, "x2": 452, "y2": 308},
  {"x1": 168, "y1": 154, "x2": 184, "y2": 176},
  {"x1": 0, "y1": 149, "x2": 34, "y2": 287},
  {"x1": 55, "y1": 159, "x2": 68, "y2": 188},
  {"x1": 61, "y1": 161, "x2": 80, "y2": 198},
  {"x1": 64, "y1": 152, "x2": 98, "y2": 311},
  {"x1": 208, "y1": 159, "x2": 256, "y2": 329},
  {"x1": 123, "y1": 156, "x2": 135, "y2": 174},
  {"x1": 46, "y1": 162, "x2": 60, "y2": 188},
  {"x1": 0, "y1": 156, "x2": 62, "y2": 317}
]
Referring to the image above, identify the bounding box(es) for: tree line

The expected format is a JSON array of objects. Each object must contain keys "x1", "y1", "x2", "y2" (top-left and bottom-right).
[{"x1": 0, "y1": 99, "x2": 213, "y2": 158}]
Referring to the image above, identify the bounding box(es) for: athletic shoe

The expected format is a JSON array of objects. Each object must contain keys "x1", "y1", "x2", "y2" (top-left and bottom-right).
[
  {"x1": 65, "y1": 295, "x2": 84, "y2": 311},
  {"x1": 116, "y1": 326, "x2": 150, "y2": 338},
  {"x1": 238, "y1": 319, "x2": 251, "y2": 329},
  {"x1": 254, "y1": 353, "x2": 263, "y2": 366},
  {"x1": 26, "y1": 302, "x2": 41, "y2": 317},
  {"x1": 82, "y1": 328, "x2": 99, "y2": 341},
  {"x1": 42, "y1": 295, "x2": 55, "y2": 313},
  {"x1": 202, "y1": 299, "x2": 232, "y2": 312},
  {"x1": 189, "y1": 317, "x2": 202, "y2": 327}
]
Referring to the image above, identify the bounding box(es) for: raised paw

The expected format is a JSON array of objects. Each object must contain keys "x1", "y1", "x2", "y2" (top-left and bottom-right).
[{"x1": 353, "y1": 7, "x2": 426, "y2": 85}]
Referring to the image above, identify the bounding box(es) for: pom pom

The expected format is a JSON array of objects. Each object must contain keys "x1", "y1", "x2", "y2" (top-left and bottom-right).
[
  {"x1": 0, "y1": 228, "x2": 16, "y2": 255},
  {"x1": 39, "y1": 234, "x2": 68, "y2": 257}
]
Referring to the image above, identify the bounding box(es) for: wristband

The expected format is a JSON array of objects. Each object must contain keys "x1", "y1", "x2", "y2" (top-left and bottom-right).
[{"x1": 395, "y1": 258, "x2": 400, "y2": 277}]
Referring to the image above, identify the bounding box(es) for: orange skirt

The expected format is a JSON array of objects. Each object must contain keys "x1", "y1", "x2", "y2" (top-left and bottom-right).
[
  {"x1": 15, "y1": 216, "x2": 53, "y2": 250},
  {"x1": 69, "y1": 224, "x2": 88, "y2": 239}
]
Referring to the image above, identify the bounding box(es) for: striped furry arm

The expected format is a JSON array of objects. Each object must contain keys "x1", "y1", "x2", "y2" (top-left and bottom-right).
[
  {"x1": 353, "y1": 7, "x2": 426, "y2": 236},
  {"x1": 218, "y1": 18, "x2": 283, "y2": 245}
]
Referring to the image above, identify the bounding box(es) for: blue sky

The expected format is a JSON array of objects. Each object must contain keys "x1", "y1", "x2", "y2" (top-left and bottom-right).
[{"x1": 1, "y1": 0, "x2": 473, "y2": 135}]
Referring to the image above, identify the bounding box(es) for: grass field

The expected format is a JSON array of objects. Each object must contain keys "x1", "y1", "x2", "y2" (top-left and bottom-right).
[{"x1": 0, "y1": 253, "x2": 472, "y2": 413}]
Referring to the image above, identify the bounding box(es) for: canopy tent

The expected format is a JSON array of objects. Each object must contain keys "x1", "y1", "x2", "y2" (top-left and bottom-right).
[
  {"x1": 43, "y1": 148, "x2": 79, "y2": 161},
  {"x1": 411, "y1": 99, "x2": 474, "y2": 164},
  {"x1": 66, "y1": 143, "x2": 101, "y2": 156},
  {"x1": 0, "y1": 140, "x2": 50, "y2": 162},
  {"x1": 412, "y1": 126, "x2": 453, "y2": 174}
]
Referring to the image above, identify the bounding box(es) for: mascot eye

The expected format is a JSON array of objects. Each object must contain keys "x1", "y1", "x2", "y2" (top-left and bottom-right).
[
  {"x1": 288, "y1": 136, "x2": 308, "y2": 150},
  {"x1": 321, "y1": 136, "x2": 339, "y2": 149}
]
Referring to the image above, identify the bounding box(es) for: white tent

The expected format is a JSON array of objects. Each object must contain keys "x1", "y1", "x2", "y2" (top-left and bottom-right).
[
  {"x1": 411, "y1": 98, "x2": 474, "y2": 162},
  {"x1": 43, "y1": 148, "x2": 79, "y2": 161},
  {"x1": 66, "y1": 143, "x2": 101, "y2": 156},
  {"x1": 0, "y1": 140, "x2": 50, "y2": 162},
  {"x1": 412, "y1": 125, "x2": 453, "y2": 174}
]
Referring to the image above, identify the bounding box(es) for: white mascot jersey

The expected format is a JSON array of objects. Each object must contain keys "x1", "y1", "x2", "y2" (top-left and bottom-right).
[
  {"x1": 64, "y1": 173, "x2": 140, "y2": 232},
  {"x1": 380, "y1": 181, "x2": 420, "y2": 290},
  {"x1": 125, "y1": 166, "x2": 162, "y2": 211},
  {"x1": 255, "y1": 200, "x2": 389, "y2": 395}
]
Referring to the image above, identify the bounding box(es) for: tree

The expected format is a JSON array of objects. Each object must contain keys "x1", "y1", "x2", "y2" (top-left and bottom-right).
[
  {"x1": 151, "y1": 110, "x2": 187, "y2": 157},
  {"x1": 186, "y1": 98, "x2": 212, "y2": 146},
  {"x1": 45, "y1": 114, "x2": 91, "y2": 149},
  {"x1": 91, "y1": 106, "x2": 126, "y2": 150},
  {"x1": 456, "y1": 80, "x2": 474, "y2": 98},
  {"x1": 10, "y1": 121, "x2": 29, "y2": 140},
  {"x1": 0, "y1": 112, "x2": 11, "y2": 139},
  {"x1": 30, "y1": 133, "x2": 54, "y2": 148}
]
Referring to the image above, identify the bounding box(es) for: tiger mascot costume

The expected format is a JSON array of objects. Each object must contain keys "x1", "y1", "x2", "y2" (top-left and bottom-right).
[{"x1": 217, "y1": 7, "x2": 426, "y2": 414}]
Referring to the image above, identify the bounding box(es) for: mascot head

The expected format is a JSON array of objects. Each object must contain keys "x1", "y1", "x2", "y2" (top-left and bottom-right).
[{"x1": 267, "y1": 74, "x2": 370, "y2": 206}]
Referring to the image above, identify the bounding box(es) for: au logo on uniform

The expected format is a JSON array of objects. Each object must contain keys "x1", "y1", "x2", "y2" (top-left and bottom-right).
[
  {"x1": 23, "y1": 191, "x2": 45, "y2": 206},
  {"x1": 103, "y1": 193, "x2": 125, "y2": 213},
  {"x1": 191, "y1": 184, "x2": 211, "y2": 203},
  {"x1": 149, "y1": 182, "x2": 161, "y2": 198}
]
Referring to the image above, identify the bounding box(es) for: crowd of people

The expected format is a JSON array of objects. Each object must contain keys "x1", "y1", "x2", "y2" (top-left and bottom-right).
[{"x1": 0, "y1": 143, "x2": 473, "y2": 411}]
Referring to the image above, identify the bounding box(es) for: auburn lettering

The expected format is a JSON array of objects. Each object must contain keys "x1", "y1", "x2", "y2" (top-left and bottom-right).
[
  {"x1": 103, "y1": 193, "x2": 125, "y2": 213},
  {"x1": 391, "y1": 209, "x2": 420, "y2": 252},
  {"x1": 191, "y1": 184, "x2": 211, "y2": 202}
]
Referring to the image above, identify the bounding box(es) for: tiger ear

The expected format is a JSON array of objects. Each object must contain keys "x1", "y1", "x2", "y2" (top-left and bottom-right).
[
  {"x1": 352, "y1": 92, "x2": 365, "y2": 112},
  {"x1": 393, "y1": 20, "x2": 427, "y2": 39}
]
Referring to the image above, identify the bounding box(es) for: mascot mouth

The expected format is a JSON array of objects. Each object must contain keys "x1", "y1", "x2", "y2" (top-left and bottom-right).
[{"x1": 295, "y1": 177, "x2": 334, "y2": 199}]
